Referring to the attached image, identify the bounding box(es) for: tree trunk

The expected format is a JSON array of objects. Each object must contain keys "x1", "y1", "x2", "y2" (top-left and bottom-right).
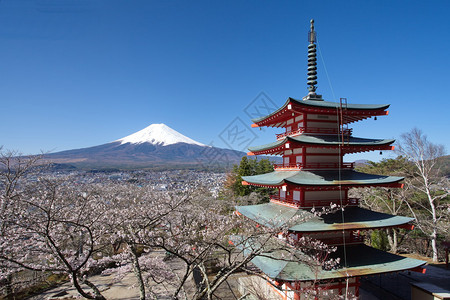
[
  {"x1": 192, "y1": 266, "x2": 207, "y2": 300},
  {"x1": 426, "y1": 184, "x2": 439, "y2": 262},
  {"x1": 386, "y1": 228, "x2": 398, "y2": 254},
  {"x1": 130, "y1": 244, "x2": 146, "y2": 300},
  {"x1": 4, "y1": 274, "x2": 13, "y2": 300},
  {"x1": 82, "y1": 278, "x2": 107, "y2": 300},
  {"x1": 431, "y1": 230, "x2": 438, "y2": 262},
  {"x1": 72, "y1": 272, "x2": 105, "y2": 300}
]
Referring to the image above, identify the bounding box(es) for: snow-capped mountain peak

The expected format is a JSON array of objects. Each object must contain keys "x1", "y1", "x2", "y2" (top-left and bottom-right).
[{"x1": 116, "y1": 123, "x2": 205, "y2": 147}]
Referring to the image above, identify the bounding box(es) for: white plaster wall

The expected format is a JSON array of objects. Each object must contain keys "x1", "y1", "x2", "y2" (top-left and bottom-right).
[
  {"x1": 307, "y1": 121, "x2": 337, "y2": 129},
  {"x1": 305, "y1": 190, "x2": 344, "y2": 200},
  {"x1": 306, "y1": 155, "x2": 340, "y2": 163},
  {"x1": 307, "y1": 148, "x2": 339, "y2": 154}
]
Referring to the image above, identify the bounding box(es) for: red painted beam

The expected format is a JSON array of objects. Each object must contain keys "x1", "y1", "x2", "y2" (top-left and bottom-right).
[
  {"x1": 398, "y1": 223, "x2": 415, "y2": 230},
  {"x1": 410, "y1": 266, "x2": 426, "y2": 274}
]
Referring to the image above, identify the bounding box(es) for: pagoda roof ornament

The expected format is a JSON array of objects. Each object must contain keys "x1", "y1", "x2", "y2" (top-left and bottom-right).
[{"x1": 305, "y1": 19, "x2": 323, "y2": 101}]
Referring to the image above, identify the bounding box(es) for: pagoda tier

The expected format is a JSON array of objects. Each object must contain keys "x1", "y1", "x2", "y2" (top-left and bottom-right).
[
  {"x1": 241, "y1": 170, "x2": 403, "y2": 188},
  {"x1": 237, "y1": 203, "x2": 414, "y2": 233},
  {"x1": 247, "y1": 135, "x2": 395, "y2": 156},
  {"x1": 251, "y1": 97, "x2": 389, "y2": 128},
  {"x1": 236, "y1": 237, "x2": 425, "y2": 282}
]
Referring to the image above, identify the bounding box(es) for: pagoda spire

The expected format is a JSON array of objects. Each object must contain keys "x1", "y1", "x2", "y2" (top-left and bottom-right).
[{"x1": 307, "y1": 19, "x2": 318, "y2": 95}]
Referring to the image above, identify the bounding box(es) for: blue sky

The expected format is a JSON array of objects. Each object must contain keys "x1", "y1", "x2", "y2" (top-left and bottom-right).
[{"x1": 1, "y1": 0, "x2": 449, "y2": 162}]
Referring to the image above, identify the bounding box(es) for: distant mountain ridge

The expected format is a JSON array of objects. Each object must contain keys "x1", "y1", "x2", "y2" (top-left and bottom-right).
[{"x1": 44, "y1": 124, "x2": 245, "y2": 170}]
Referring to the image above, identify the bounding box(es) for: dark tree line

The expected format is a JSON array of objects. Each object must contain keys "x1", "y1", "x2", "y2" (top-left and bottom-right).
[{"x1": 224, "y1": 156, "x2": 275, "y2": 200}]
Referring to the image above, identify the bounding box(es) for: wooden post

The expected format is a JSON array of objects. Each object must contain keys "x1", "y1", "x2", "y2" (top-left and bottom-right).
[
  {"x1": 446, "y1": 246, "x2": 449, "y2": 269},
  {"x1": 442, "y1": 241, "x2": 450, "y2": 269}
]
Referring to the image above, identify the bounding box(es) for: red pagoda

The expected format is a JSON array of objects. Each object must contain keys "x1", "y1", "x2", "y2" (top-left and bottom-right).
[{"x1": 236, "y1": 20, "x2": 426, "y2": 299}]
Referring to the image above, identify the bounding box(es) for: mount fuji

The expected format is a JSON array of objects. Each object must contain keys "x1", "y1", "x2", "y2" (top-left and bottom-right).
[
  {"x1": 45, "y1": 124, "x2": 245, "y2": 170},
  {"x1": 116, "y1": 123, "x2": 206, "y2": 147}
]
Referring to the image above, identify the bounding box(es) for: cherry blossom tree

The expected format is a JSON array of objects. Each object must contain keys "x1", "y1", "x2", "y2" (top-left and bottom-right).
[
  {"x1": 0, "y1": 149, "x2": 42, "y2": 231},
  {"x1": 128, "y1": 193, "x2": 339, "y2": 300},
  {"x1": 0, "y1": 152, "x2": 111, "y2": 299},
  {"x1": 1, "y1": 148, "x2": 340, "y2": 299},
  {"x1": 101, "y1": 183, "x2": 191, "y2": 300},
  {"x1": 0, "y1": 149, "x2": 45, "y2": 296}
]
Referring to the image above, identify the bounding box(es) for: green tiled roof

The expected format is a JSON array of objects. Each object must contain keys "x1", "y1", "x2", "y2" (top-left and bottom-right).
[
  {"x1": 246, "y1": 241, "x2": 425, "y2": 281},
  {"x1": 242, "y1": 170, "x2": 403, "y2": 187},
  {"x1": 248, "y1": 135, "x2": 395, "y2": 153},
  {"x1": 252, "y1": 98, "x2": 390, "y2": 124},
  {"x1": 236, "y1": 202, "x2": 414, "y2": 232},
  {"x1": 292, "y1": 98, "x2": 390, "y2": 110},
  {"x1": 248, "y1": 140, "x2": 286, "y2": 153}
]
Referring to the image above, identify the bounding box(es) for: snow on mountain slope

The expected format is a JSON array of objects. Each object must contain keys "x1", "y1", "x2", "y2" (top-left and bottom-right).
[{"x1": 116, "y1": 123, "x2": 206, "y2": 147}]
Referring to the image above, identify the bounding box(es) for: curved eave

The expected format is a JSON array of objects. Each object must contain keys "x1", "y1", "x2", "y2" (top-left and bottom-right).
[
  {"x1": 289, "y1": 207, "x2": 414, "y2": 232},
  {"x1": 236, "y1": 203, "x2": 414, "y2": 232},
  {"x1": 249, "y1": 243, "x2": 425, "y2": 281},
  {"x1": 242, "y1": 170, "x2": 404, "y2": 188},
  {"x1": 242, "y1": 171, "x2": 298, "y2": 187},
  {"x1": 289, "y1": 97, "x2": 390, "y2": 111},
  {"x1": 289, "y1": 135, "x2": 395, "y2": 146},
  {"x1": 247, "y1": 136, "x2": 395, "y2": 156},
  {"x1": 251, "y1": 98, "x2": 390, "y2": 128},
  {"x1": 248, "y1": 138, "x2": 287, "y2": 156},
  {"x1": 251, "y1": 99, "x2": 292, "y2": 128}
]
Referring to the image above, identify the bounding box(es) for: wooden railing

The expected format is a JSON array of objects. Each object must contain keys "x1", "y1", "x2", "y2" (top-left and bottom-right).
[
  {"x1": 273, "y1": 162, "x2": 354, "y2": 170},
  {"x1": 316, "y1": 235, "x2": 364, "y2": 246},
  {"x1": 276, "y1": 127, "x2": 352, "y2": 140},
  {"x1": 302, "y1": 198, "x2": 359, "y2": 208},
  {"x1": 270, "y1": 196, "x2": 359, "y2": 208},
  {"x1": 270, "y1": 196, "x2": 300, "y2": 208}
]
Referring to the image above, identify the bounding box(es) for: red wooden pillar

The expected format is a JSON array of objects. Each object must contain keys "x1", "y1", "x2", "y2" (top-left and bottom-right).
[
  {"x1": 355, "y1": 277, "x2": 360, "y2": 297},
  {"x1": 300, "y1": 189, "x2": 305, "y2": 207},
  {"x1": 293, "y1": 282, "x2": 301, "y2": 300},
  {"x1": 304, "y1": 113, "x2": 308, "y2": 131},
  {"x1": 302, "y1": 147, "x2": 306, "y2": 167}
]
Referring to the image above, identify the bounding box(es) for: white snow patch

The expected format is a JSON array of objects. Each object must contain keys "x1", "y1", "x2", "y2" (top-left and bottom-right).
[{"x1": 116, "y1": 123, "x2": 206, "y2": 147}]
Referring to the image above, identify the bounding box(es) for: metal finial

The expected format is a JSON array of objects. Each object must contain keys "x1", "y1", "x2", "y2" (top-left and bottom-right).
[
  {"x1": 309, "y1": 19, "x2": 315, "y2": 42},
  {"x1": 307, "y1": 19, "x2": 317, "y2": 93}
]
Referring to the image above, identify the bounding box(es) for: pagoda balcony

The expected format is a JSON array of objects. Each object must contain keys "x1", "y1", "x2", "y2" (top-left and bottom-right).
[
  {"x1": 273, "y1": 162, "x2": 354, "y2": 170},
  {"x1": 276, "y1": 127, "x2": 352, "y2": 140},
  {"x1": 270, "y1": 196, "x2": 359, "y2": 208},
  {"x1": 312, "y1": 235, "x2": 365, "y2": 246},
  {"x1": 270, "y1": 196, "x2": 300, "y2": 208}
]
